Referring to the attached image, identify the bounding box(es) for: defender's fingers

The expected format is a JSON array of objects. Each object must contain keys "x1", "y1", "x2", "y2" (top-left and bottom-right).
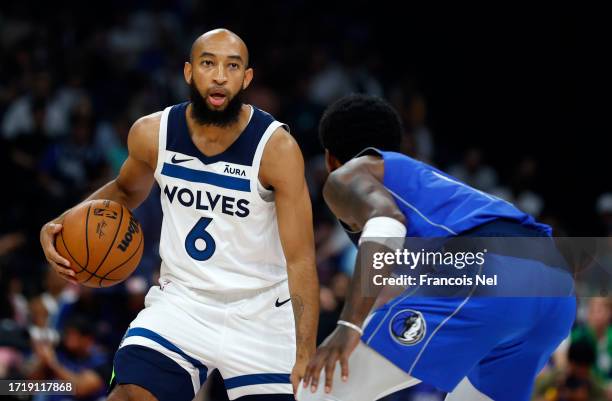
[
  {"x1": 303, "y1": 352, "x2": 324, "y2": 387},
  {"x1": 324, "y1": 352, "x2": 339, "y2": 393},
  {"x1": 302, "y1": 362, "x2": 314, "y2": 387},
  {"x1": 340, "y1": 353, "x2": 350, "y2": 382},
  {"x1": 309, "y1": 353, "x2": 328, "y2": 392}
]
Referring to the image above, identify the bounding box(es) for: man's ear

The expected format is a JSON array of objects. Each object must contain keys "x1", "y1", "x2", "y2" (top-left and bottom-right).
[
  {"x1": 325, "y1": 149, "x2": 342, "y2": 173},
  {"x1": 184, "y1": 62, "x2": 192, "y2": 84},
  {"x1": 242, "y1": 68, "x2": 254, "y2": 90}
]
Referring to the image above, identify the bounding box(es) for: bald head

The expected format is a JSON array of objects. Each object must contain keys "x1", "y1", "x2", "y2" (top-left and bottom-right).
[
  {"x1": 184, "y1": 28, "x2": 254, "y2": 119},
  {"x1": 190, "y1": 28, "x2": 249, "y2": 67}
]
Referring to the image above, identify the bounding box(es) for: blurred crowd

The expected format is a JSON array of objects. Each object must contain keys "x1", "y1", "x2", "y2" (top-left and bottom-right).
[{"x1": 1, "y1": 1, "x2": 610, "y2": 400}]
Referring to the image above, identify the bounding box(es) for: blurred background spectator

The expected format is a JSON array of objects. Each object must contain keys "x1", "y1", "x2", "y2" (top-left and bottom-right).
[
  {"x1": 535, "y1": 340, "x2": 607, "y2": 401},
  {"x1": 571, "y1": 298, "x2": 612, "y2": 396},
  {"x1": 26, "y1": 315, "x2": 111, "y2": 400}
]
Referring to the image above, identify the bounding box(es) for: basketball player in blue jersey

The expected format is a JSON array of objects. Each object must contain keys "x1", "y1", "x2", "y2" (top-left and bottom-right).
[
  {"x1": 297, "y1": 94, "x2": 576, "y2": 401},
  {"x1": 40, "y1": 29, "x2": 319, "y2": 401}
]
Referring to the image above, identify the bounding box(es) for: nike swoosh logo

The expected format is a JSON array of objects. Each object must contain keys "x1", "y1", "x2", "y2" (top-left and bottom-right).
[
  {"x1": 275, "y1": 297, "x2": 291, "y2": 307},
  {"x1": 171, "y1": 155, "x2": 193, "y2": 164}
]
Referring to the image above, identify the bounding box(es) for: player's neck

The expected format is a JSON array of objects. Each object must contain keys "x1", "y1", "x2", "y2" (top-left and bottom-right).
[{"x1": 186, "y1": 103, "x2": 251, "y2": 142}]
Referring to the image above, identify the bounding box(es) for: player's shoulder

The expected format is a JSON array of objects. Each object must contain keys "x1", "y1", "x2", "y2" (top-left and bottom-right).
[
  {"x1": 259, "y1": 126, "x2": 304, "y2": 187},
  {"x1": 333, "y1": 154, "x2": 385, "y2": 182},
  {"x1": 127, "y1": 110, "x2": 163, "y2": 166},
  {"x1": 130, "y1": 111, "x2": 163, "y2": 139},
  {"x1": 260, "y1": 126, "x2": 304, "y2": 169},
  {"x1": 265, "y1": 126, "x2": 299, "y2": 155}
]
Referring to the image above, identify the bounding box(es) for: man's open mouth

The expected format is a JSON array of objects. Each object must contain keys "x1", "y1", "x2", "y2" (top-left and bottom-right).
[{"x1": 208, "y1": 90, "x2": 227, "y2": 106}]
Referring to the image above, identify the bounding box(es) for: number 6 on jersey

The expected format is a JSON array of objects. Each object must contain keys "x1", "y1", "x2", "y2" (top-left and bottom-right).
[{"x1": 185, "y1": 217, "x2": 216, "y2": 261}]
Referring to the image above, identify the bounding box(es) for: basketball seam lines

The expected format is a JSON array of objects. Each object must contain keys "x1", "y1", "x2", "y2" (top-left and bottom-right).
[
  {"x1": 83, "y1": 204, "x2": 124, "y2": 284},
  {"x1": 84, "y1": 203, "x2": 91, "y2": 268},
  {"x1": 59, "y1": 230, "x2": 122, "y2": 281},
  {"x1": 59, "y1": 231, "x2": 86, "y2": 271},
  {"x1": 98, "y1": 231, "x2": 143, "y2": 287}
]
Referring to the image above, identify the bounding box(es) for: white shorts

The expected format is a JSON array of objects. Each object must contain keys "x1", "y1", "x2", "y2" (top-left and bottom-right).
[{"x1": 113, "y1": 279, "x2": 296, "y2": 401}]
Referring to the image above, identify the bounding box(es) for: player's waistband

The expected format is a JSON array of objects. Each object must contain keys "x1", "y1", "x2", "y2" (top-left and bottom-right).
[
  {"x1": 158, "y1": 275, "x2": 289, "y2": 305},
  {"x1": 462, "y1": 218, "x2": 549, "y2": 237},
  {"x1": 448, "y1": 219, "x2": 568, "y2": 270}
]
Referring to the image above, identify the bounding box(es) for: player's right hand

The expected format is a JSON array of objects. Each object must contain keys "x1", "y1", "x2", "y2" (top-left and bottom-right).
[{"x1": 40, "y1": 222, "x2": 76, "y2": 283}]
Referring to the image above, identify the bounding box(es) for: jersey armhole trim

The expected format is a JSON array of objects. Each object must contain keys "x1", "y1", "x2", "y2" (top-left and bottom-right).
[
  {"x1": 354, "y1": 147, "x2": 383, "y2": 159},
  {"x1": 250, "y1": 120, "x2": 287, "y2": 202},
  {"x1": 154, "y1": 106, "x2": 172, "y2": 179}
]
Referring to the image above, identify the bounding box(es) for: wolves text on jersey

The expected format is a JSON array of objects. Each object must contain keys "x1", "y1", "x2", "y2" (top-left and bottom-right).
[{"x1": 163, "y1": 185, "x2": 250, "y2": 218}]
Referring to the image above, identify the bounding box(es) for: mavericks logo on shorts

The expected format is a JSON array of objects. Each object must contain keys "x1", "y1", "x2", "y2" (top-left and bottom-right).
[{"x1": 389, "y1": 309, "x2": 426, "y2": 346}]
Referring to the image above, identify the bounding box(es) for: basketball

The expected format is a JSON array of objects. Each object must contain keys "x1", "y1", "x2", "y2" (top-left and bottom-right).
[{"x1": 55, "y1": 199, "x2": 144, "y2": 288}]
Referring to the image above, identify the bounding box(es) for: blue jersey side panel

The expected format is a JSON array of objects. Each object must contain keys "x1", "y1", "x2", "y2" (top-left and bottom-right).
[{"x1": 379, "y1": 151, "x2": 552, "y2": 237}]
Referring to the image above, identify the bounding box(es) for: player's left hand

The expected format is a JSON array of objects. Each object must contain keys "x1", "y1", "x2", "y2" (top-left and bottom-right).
[
  {"x1": 301, "y1": 325, "x2": 361, "y2": 394},
  {"x1": 291, "y1": 352, "x2": 311, "y2": 396}
]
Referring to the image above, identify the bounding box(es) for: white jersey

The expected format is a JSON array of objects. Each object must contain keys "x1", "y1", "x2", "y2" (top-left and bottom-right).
[{"x1": 153, "y1": 102, "x2": 288, "y2": 296}]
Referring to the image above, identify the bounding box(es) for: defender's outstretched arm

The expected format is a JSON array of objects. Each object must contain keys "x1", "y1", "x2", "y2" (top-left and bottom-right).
[{"x1": 304, "y1": 156, "x2": 407, "y2": 393}]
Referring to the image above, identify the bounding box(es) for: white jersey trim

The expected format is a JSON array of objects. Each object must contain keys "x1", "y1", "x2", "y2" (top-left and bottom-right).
[
  {"x1": 250, "y1": 120, "x2": 287, "y2": 202},
  {"x1": 154, "y1": 106, "x2": 172, "y2": 178}
]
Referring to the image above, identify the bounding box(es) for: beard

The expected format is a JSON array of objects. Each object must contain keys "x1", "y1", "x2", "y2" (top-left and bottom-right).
[{"x1": 189, "y1": 80, "x2": 244, "y2": 127}]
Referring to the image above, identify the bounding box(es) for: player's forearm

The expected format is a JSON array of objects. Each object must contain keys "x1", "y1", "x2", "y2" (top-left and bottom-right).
[
  {"x1": 50, "y1": 179, "x2": 143, "y2": 224},
  {"x1": 339, "y1": 267, "x2": 378, "y2": 327},
  {"x1": 83, "y1": 179, "x2": 135, "y2": 208},
  {"x1": 287, "y1": 261, "x2": 319, "y2": 358},
  {"x1": 339, "y1": 243, "x2": 390, "y2": 326}
]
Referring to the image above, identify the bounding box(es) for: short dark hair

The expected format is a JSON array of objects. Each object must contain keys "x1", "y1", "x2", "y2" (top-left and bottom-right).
[
  {"x1": 64, "y1": 315, "x2": 95, "y2": 338},
  {"x1": 319, "y1": 94, "x2": 402, "y2": 164},
  {"x1": 568, "y1": 340, "x2": 596, "y2": 366}
]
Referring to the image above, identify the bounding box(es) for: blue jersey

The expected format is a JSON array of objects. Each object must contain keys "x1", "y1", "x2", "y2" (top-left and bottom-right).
[
  {"x1": 354, "y1": 150, "x2": 574, "y2": 400},
  {"x1": 374, "y1": 149, "x2": 551, "y2": 237}
]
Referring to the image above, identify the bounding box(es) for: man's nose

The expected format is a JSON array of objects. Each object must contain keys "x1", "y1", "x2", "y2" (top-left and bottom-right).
[{"x1": 213, "y1": 65, "x2": 227, "y2": 84}]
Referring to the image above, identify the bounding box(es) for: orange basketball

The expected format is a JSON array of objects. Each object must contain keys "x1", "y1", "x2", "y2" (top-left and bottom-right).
[{"x1": 55, "y1": 199, "x2": 144, "y2": 288}]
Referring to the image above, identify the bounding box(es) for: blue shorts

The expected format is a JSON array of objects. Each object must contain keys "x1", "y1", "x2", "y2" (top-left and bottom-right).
[{"x1": 362, "y1": 220, "x2": 576, "y2": 401}]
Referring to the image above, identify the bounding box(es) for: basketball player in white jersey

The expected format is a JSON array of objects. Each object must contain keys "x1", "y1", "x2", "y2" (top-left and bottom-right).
[{"x1": 40, "y1": 29, "x2": 319, "y2": 401}]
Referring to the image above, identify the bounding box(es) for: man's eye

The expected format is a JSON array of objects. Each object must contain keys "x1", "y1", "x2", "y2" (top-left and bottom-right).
[
  {"x1": 202, "y1": 60, "x2": 213, "y2": 66},
  {"x1": 229, "y1": 63, "x2": 239, "y2": 69}
]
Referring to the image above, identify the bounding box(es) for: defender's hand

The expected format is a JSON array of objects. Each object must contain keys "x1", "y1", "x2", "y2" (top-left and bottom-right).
[
  {"x1": 302, "y1": 325, "x2": 361, "y2": 394},
  {"x1": 40, "y1": 222, "x2": 76, "y2": 283}
]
